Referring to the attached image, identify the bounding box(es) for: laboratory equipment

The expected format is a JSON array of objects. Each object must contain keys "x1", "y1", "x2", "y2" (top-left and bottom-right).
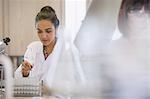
[
  {"x1": 13, "y1": 78, "x2": 42, "y2": 97},
  {"x1": 0, "y1": 37, "x2": 10, "y2": 54},
  {"x1": 0, "y1": 37, "x2": 13, "y2": 99}
]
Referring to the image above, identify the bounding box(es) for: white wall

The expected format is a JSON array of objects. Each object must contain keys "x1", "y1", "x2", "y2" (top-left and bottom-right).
[
  {"x1": 3, "y1": 0, "x2": 65, "y2": 56},
  {"x1": 0, "y1": 0, "x2": 3, "y2": 38}
]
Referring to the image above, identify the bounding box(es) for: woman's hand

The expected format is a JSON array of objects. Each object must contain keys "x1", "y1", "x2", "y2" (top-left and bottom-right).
[{"x1": 21, "y1": 60, "x2": 33, "y2": 77}]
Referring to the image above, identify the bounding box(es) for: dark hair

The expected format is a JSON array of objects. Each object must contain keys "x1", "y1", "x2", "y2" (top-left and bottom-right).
[
  {"x1": 36, "y1": 6, "x2": 60, "y2": 28},
  {"x1": 118, "y1": 0, "x2": 150, "y2": 36}
]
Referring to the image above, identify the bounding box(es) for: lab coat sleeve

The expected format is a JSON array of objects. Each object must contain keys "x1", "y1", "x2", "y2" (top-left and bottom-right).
[{"x1": 14, "y1": 64, "x2": 23, "y2": 78}]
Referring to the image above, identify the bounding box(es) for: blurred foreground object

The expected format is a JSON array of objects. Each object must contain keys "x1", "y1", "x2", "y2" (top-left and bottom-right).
[
  {"x1": 0, "y1": 37, "x2": 13, "y2": 99},
  {"x1": 72, "y1": 0, "x2": 122, "y2": 98},
  {"x1": 75, "y1": 0, "x2": 122, "y2": 55}
]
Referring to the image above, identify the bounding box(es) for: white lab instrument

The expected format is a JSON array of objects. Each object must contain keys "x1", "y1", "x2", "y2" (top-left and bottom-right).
[
  {"x1": 0, "y1": 37, "x2": 10, "y2": 54},
  {"x1": 0, "y1": 37, "x2": 13, "y2": 99}
]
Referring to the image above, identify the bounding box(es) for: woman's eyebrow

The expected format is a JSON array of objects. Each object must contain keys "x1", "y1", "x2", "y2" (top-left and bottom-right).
[
  {"x1": 45, "y1": 28, "x2": 52, "y2": 30},
  {"x1": 37, "y1": 28, "x2": 52, "y2": 31},
  {"x1": 37, "y1": 28, "x2": 41, "y2": 31}
]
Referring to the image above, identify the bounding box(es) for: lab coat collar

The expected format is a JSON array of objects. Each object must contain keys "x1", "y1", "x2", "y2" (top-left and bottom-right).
[{"x1": 40, "y1": 38, "x2": 63, "y2": 84}]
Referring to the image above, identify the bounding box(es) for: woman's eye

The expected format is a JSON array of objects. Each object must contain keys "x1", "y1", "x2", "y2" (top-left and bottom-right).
[
  {"x1": 46, "y1": 30, "x2": 52, "y2": 33},
  {"x1": 37, "y1": 30, "x2": 42, "y2": 33}
]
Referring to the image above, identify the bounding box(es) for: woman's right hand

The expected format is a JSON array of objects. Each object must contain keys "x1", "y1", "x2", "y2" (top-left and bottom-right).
[{"x1": 21, "y1": 60, "x2": 33, "y2": 77}]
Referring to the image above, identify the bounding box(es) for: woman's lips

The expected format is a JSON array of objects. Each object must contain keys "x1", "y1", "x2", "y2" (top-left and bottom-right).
[{"x1": 42, "y1": 40, "x2": 48, "y2": 42}]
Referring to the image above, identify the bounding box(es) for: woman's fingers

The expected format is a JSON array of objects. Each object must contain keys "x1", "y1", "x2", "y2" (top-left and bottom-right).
[
  {"x1": 22, "y1": 66, "x2": 30, "y2": 77},
  {"x1": 21, "y1": 66, "x2": 30, "y2": 77},
  {"x1": 21, "y1": 60, "x2": 33, "y2": 77},
  {"x1": 22, "y1": 60, "x2": 33, "y2": 70}
]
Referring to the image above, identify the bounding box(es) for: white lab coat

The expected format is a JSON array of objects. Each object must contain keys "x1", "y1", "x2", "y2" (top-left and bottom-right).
[
  {"x1": 15, "y1": 37, "x2": 69, "y2": 85},
  {"x1": 14, "y1": 38, "x2": 103, "y2": 98},
  {"x1": 14, "y1": 38, "x2": 82, "y2": 96}
]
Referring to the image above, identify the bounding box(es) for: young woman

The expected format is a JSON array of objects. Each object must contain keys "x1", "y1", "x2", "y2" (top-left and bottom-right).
[
  {"x1": 104, "y1": 0, "x2": 149, "y2": 99},
  {"x1": 15, "y1": 6, "x2": 63, "y2": 84}
]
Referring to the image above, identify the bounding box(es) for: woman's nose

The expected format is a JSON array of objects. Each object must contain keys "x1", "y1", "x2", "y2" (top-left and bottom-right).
[{"x1": 42, "y1": 32, "x2": 47, "y2": 38}]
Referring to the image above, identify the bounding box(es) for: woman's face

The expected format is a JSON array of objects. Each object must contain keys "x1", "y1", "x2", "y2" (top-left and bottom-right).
[
  {"x1": 36, "y1": 20, "x2": 56, "y2": 46},
  {"x1": 127, "y1": 9, "x2": 150, "y2": 38}
]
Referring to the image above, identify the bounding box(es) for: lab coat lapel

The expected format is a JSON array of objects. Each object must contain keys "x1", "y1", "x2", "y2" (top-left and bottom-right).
[{"x1": 42, "y1": 39, "x2": 62, "y2": 87}]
